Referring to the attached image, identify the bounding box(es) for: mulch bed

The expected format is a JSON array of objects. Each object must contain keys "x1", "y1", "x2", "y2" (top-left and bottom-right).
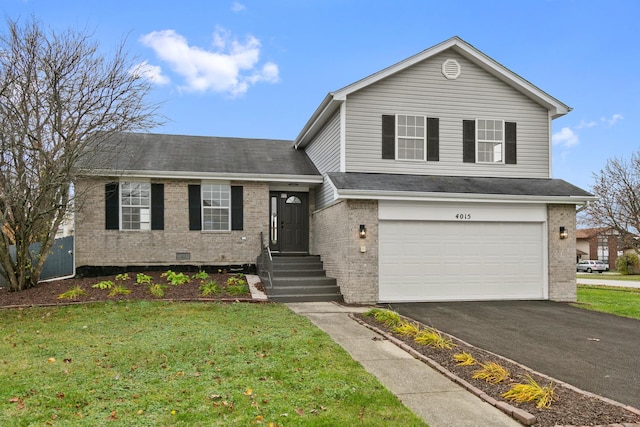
[
  {"x1": 0, "y1": 271, "x2": 254, "y2": 308},
  {"x1": 356, "y1": 312, "x2": 640, "y2": 427}
]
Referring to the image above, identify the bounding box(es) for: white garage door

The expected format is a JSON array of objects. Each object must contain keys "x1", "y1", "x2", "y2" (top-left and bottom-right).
[{"x1": 379, "y1": 220, "x2": 545, "y2": 302}]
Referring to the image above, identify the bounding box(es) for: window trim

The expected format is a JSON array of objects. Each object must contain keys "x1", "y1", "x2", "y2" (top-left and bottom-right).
[
  {"x1": 120, "y1": 180, "x2": 151, "y2": 231},
  {"x1": 475, "y1": 118, "x2": 505, "y2": 164},
  {"x1": 200, "y1": 182, "x2": 231, "y2": 232},
  {"x1": 395, "y1": 114, "x2": 427, "y2": 162}
]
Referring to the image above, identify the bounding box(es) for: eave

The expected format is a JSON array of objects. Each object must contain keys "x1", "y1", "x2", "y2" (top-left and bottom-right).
[{"x1": 79, "y1": 169, "x2": 324, "y2": 185}]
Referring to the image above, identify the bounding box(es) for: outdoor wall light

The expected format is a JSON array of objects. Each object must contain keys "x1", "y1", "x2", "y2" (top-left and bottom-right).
[
  {"x1": 359, "y1": 224, "x2": 367, "y2": 239},
  {"x1": 559, "y1": 226, "x2": 568, "y2": 240}
]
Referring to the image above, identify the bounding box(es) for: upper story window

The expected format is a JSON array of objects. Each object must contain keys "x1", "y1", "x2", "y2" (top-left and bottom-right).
[
  {"x1": 396, "y1": 115, "x2": 426, "y2": 161},
  {"x1": 202, "y1": 183, "x2": 230, "y2": 231},
  {"x1": 121, "y1": 181, "x2": 151, "y2": 230},
  {"x1": 476, "y1": 119, "x2": 504, "y2": 163}
]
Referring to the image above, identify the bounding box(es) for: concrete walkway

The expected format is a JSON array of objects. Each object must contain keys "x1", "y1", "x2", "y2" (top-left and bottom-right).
[
  {"x1": 577, "y1": 276, "x2": 640, "y2": 289},
  {"x1": 287, "y1": 301, "x2": 520, "y2": 427}
]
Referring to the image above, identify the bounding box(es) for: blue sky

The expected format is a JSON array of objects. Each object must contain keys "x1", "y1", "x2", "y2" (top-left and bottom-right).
[{"x1": 3, "y1": 0, "x2": 638, "y2": 191}]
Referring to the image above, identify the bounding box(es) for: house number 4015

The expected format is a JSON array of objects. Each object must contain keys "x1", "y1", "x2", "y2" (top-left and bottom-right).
[{"x1": 455, "y1": 213, "x2": 471, "y2": 220}]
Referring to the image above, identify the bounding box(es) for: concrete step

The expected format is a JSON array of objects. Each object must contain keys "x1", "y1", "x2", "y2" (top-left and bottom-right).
[
  {"x1": 268, "y1": 285, "x2": 341, "y2": 297},
  {"x1": 268, "y1": 293, "x2": 344, "y2": 303},
  {"x1": 272, "y1": 269, "x2": 326, "y2": 277},
  {"x1": 271, "y1": 277, "x2": 337, "y2": 288},
  {"x1": 271, "y1": 255, "x2": 321, "y2": 264}
]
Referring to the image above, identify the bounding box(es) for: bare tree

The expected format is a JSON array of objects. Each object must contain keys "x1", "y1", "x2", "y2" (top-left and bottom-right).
[
  {"x1": 0, "y1": 17, "x2": 159, "y2": 291},
  {"x1": 584, "y1": 150, "x2": 640, "y2": 252}
]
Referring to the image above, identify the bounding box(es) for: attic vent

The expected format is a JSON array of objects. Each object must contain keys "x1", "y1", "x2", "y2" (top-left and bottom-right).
[{"x1": 442, "y1": 59, "x2": 461, "y2": 80}]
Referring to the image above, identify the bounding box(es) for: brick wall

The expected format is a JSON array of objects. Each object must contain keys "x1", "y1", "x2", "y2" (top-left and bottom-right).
[
  {"x1": 311, "y1": 199, "x2": 378, "y2": 303},
  {"x1": 547, "y1": 204, "x2": 577, "y2": 301},
  {"x1": 75, "y1": 178, "x2": 268, "y2": 268}
]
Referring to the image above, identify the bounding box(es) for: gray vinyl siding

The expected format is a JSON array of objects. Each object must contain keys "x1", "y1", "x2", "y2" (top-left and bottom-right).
[
  {"x1": 344, "y1": 51, "x2": 551, "y2": 178},
  {"x1": 305, "y1": 111, "x2": 341, "y2": 174},
  {"x1": 305, "y1": 111, "x2": 341, "y2": 209}
]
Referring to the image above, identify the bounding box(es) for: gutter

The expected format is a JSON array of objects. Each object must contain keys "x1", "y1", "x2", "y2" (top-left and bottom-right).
[{"x1": 335, "y1": 189, "x2": 598, "y2": 205}]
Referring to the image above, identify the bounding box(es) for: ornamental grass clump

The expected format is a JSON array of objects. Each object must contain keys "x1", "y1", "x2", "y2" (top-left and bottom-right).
[
  {"x1": 57, "y1": 286, "x2": 87, "y2": 300},
  {"x1": 453, "y1": 351, "x2": 477, "y2": 366},
  {"x1": 108, "y1": 285, "x2": 132, "y2": 297},
  {"x1": 502, "y1": 374, "x2": 556, "y2": 409},
  {"x1": 392, "y1": 321, "x2": 421, "y2": 337},
  {"x1": 472, "y1": 361, "x2": 510, "y2": 384},
  {"x1": 414, "y1": 328, "x2": 456, "y2": 349}
]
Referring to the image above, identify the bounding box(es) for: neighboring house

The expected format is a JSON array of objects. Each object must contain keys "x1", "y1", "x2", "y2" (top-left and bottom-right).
[
  {"x1": 577, "y1": 227, "x2": 636, "y2": 269},
  {"x1": 75, "y1": 36, "x2": 595, "y2": 303}
]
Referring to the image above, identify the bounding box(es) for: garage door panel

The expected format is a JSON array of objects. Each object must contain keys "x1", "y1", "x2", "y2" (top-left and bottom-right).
[{"x1": 379, "y1": 221, "x2": 544, "y2": 302}]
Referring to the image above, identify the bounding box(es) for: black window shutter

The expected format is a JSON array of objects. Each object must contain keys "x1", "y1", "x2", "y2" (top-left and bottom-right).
[
  {"x1": 231, "y1": 186, "x2": 243, "y2": 231},
  {"x1": 505, "y1": 122, "x2": 517, "y2": 164},
  {"x1": 188, "y1": 184, "x2": 201, "y2": 231},
  {"x1": 463, "y1": 120, "x2": 476, "y2": 163},
  {"x1": 151, "y1": 183, "x2": 164, "y2": 230},
  {"x1": 381, "y1": 115, "x2": 395, "y2": 159},
  {"x1": 427, "y1": 117, "x2": 439, "y2": 161},
  {"x1": 105, "y1": 182, "x2": 119, "y2": 230}
]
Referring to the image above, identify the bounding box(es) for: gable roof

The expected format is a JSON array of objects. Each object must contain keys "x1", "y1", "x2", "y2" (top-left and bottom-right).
[
  {"x1": 80, "y1": 132, "x2": 322, "y2": 183},
  {"x1": 295, "y1": 36, "x2": 571, "y2": 149},
  {"x1": 326, "y1": 172, "x2": 596, "y2": 204}
]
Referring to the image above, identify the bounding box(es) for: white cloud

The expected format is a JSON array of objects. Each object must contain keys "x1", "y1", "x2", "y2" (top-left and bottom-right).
[
  {"x1": 231, "y1": 2, "x2": 246, "y2": 12},
  {"x1": 130, "y1": 60, "x2": 170, "y2": 85},
  {"x1": 552, "y1": 127, "x2": 579, "y2": 148},
  {"x1": 139, "y1": 27, "x2": 279, "y2": 97},
  {"x1": 602, "y1": 113, "x2": 624, "y2": 126},
  {"x1": 575, "y1": 119, "x2": 597, "y2": 129}
]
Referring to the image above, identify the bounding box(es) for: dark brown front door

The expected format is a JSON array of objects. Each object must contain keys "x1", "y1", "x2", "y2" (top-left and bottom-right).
[{"x1": 269, "y1": 192, "x2": 309, "y2": 254}]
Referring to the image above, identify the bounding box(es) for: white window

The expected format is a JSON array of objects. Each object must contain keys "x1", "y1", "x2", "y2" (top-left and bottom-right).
[
  {"x1": 477, "y1": 119, "x2": 504, "y2": 163},
  {"x1": 121, "y1": 181, "x2": 150, "y2": 230},
  {"x1": 202, "y1": 183, "x2": 230, "y2": 231},
  {"x1": 396, "y1": 115, "x2": 426, "y2": 161}
]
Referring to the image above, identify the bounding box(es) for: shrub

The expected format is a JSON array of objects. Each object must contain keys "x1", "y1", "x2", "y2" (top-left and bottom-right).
[
  {"x1": 199, "y1": 280, "x2": 221, "y2": 296},
  {"x1": 108, "y1": 285, "x2": 131, "y2": 297},
  {"x1": 136, "y1": 273, "x2": 153, "y2": 285},
  {"x1": 472, "y1": 362, "x2": 510, "y2": 384},
  {"x1": 192, "y1": 270, "x2": 209, "y2": 281},
  {"x1": 148, "y1": 283, "x2": 168, "y2": 298},
  {"x1": 453, "y1": 351, "x2": 477, "y2": 366},
  {"x1": 115, "y1": 273, "x2": 130, "y2": 281},
  {"x1": 414, "y1": 328, "x2": 455, "y2": 349},
  {"x1": 502, "y1": 374, "x2": 555, "y2": 409},
  {"x1": 162, "y1": 270, "x2": 190, "y2": 286},
  {"x1": 616, "y1": 253, "x2": 638, "y2": 275},
  {"x1": 57, "y1": 286, "x2": 87, "y2": 300},
  {"x1": 91, "y1": 280, "x2": 113, "y2": 290},
  {"x1": 226, "y1": 273, "x2": 247, "y2": 287}
]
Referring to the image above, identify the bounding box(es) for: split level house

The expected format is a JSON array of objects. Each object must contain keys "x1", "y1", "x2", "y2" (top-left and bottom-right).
[{"x1": 75, "y1": 36, "x2": 596, "y2": 303}]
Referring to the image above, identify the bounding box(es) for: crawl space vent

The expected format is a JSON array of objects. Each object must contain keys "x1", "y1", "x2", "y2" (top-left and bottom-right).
[
  {"x1": 176, "y1": 252, "x2": 191, "y2": 261},
  {"x1": 442, "y1": 59, "x2": 461, "y2": 80}
]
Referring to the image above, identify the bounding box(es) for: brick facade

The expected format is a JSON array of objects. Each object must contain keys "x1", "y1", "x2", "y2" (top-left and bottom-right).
[
  {"x1": 311, "y1": 200, "x2": 378, "y2": 304},
  {"x1": 75, "y1": 178, "x2": 269, "y2": 268},
  {"x1": 547, "y1": 204, "x2": 577, "y2": 301}
]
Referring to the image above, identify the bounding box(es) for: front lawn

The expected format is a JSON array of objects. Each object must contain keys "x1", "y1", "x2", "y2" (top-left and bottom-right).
[
  {"x1": 575, "y1": 285, "x2": 640, "y2": 320},
  {"x1": 0, "y1": 302, "x2": 426, "y2": 426}
]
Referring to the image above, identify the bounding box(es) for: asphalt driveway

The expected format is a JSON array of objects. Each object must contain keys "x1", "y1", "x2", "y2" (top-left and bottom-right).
[{"x1": 389, "y1": 301, "x2": 640, "y2": 409}]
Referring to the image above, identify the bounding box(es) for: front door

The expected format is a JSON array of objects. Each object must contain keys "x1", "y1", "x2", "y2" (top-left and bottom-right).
[{"x1": 269, "y1": 192, "x2": 309, "y2": 254}]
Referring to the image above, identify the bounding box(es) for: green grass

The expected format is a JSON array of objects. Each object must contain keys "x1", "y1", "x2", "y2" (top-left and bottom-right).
[
  {"x1": 0, "y1": 302, "x2": 427, "y2": 426},
  {"x1": 575, "y1": 285, "x2": 640, "y2": 320}
]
